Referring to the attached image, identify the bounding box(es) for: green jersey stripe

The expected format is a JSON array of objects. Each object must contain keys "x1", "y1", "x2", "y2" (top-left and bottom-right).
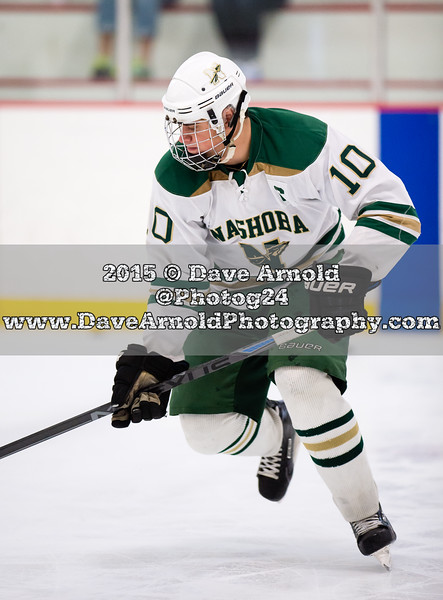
[
  {"x1": 358, "y1": 201, "x2": 418, "y2": 218},
  {"x1": 292, "y1": 214, "x2": 344, "y2": 269},
  {"x1": 316, "y1": 214, "x2": 342, "y2": 246},
  {"x1": 355, "y1": 218, "x2": 418, "y2": 245}
]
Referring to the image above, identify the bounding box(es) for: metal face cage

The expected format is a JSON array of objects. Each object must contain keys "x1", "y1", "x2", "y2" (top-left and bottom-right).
[{"x1": 164, "y1": 117, "x2": 228, "y2": 172}]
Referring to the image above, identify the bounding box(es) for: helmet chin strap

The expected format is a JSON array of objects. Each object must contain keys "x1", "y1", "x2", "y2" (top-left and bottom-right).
[
  {"x1": 219, "y1": 109, "x2": 247, "y2": 164},
  {"x1": 219, "y1": 89, "x2": 248, "y2": 165}
]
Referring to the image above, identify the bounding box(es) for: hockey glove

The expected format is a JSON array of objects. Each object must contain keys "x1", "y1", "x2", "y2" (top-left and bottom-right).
[
  {"x1": 111, "y1": 344, "x2": 188, "y2": 428},
  {"x1": 307, "y1": 265, "x2": 372, "y2": 343}
]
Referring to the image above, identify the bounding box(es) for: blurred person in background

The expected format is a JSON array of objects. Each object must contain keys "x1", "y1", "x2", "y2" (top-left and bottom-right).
[
  {"x1": 211, "y1": 0, "x2": 286, "y2": 80},
  {"x1": 91, "y1": 0, "x2": 175, "y2": 80}
]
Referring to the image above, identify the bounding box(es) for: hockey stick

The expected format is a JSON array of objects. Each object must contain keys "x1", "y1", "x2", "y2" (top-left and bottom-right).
[{"x1": 0, "y1": 328, "x2": 302, "y2": 460}]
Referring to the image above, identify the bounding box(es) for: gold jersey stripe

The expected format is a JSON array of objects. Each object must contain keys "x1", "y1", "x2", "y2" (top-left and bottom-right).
[
  {"x1": 191, "y1": 170, "x2": 231, "y2": 196},
  {"x1": 303, "y1": 423, "x2": 360, "y2": 452},
  {"x1": 191, "y1": 161, "x2": 304, "y2": 196},
  {"x1": 191, "y1": 180, "x2": 212, "y2": 196},
  {"x1": 251, "y1": 162, "x2": 303, "y2": 178},
  {"x1": 357, "y1": 213, "x2": 421, "y2": 234}
]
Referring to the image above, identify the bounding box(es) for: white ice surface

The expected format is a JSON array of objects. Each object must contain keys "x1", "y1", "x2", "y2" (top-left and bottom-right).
[{"x1": 1, "y1": 354, "x2": 442, "y2": 600}]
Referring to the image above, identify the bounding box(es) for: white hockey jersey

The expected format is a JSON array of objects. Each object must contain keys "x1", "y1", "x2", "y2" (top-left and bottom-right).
[{"x1": 144, "y1": 107, "x2": 420, "y2": 355}]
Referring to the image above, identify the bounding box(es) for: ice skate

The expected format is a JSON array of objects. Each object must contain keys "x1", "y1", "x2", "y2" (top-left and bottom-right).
[
  {"x1": 350, "y1": 505, "x2": 397, "y2": 570},
  {"x1": 257, "y1": 399, "x2": 298, "y2": 502}
]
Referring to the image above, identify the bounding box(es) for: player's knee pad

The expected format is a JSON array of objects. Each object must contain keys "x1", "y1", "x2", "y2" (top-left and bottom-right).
[
  {"x1": 179, "y1": 412, "x2": 256, "y2": 455},
  {"x1": 274, "y1": 365, "x2": 350, "y2": 429}
]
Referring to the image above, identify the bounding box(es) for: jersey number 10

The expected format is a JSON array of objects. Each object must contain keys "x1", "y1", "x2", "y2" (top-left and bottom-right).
[{"x1": 329, "y1": 144, "x2": 376, "y2": 195}]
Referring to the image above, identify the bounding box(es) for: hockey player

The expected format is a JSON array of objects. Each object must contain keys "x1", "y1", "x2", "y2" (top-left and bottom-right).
[{"x1": 111, "y1": 52, "x2": 420, "y2": 569}]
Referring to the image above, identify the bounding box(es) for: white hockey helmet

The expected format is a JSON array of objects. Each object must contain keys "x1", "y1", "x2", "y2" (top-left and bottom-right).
[{"x1": 162, "y1": 51, "x2": 250, "y2": 171}]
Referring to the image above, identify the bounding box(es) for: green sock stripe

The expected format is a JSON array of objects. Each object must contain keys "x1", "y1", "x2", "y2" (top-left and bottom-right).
[
  {"x1": 295, "y1": 409, "x2": 354, "y2": 438},
  {"x1": 219, "y1": 418, "x2": 250, "y2": 454},
  {"x1": 310, "y1": 437, "x2": 364, "y2": 467},
  {"x1": 231, "y1": 420, "x2": 261, "y2": 455}
]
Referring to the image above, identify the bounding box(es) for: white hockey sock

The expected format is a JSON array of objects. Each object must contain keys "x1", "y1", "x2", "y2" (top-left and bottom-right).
[
  {"x1": 275, "y1": 366, "x2": 379, "y2": 522},
  {"x1": 179, "y1": 408, "x2": 282, "y2": 457}
]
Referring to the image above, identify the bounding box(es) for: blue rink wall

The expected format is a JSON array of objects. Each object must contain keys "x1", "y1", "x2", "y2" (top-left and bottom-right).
[
  {"x1": 380, "y1": 109, "x2": 440, "y2": 319},
  {"x1": 0, "y1": 103, "x2": 441, "y2": 317}
]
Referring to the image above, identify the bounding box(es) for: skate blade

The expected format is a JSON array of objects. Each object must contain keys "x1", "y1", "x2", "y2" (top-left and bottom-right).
[{"x1": 371, "y1": 546, "x2": 392, "y2": 571}]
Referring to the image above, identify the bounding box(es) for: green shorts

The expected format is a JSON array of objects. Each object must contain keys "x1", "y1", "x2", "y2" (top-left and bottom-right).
[
  {"x1": 169, "y1": 326, "x2": 349, "y2": 423},
  {"x1": 169, "y1": 278, "x2": 349, "y2": 422}
]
